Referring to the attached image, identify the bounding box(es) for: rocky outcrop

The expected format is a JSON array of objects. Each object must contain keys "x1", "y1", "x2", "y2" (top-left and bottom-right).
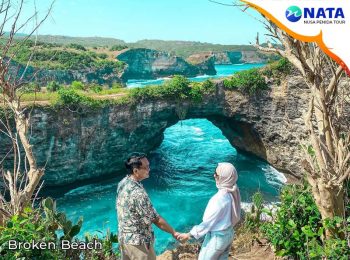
[
  {"x1": 213, "y1": 51, "x2": 267, "y2": 64},
  {"x1": 1, "y1": 74, "x2": 310, "y2": 187},
  {"x1": 116, "y1": 48, "x2": 216, "y2": 80}
]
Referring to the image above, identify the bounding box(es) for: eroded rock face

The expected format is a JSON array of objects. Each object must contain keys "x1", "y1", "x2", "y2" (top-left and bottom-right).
[
  {"x1": 213, "y1": 51, "x2": 266, "y2": 64},
  {"x1": 117, "y1": 48, "x2": 216, "y2": 80},
  {"x1": 1, "y1": 75, "x2": 309, "y2": 186}
]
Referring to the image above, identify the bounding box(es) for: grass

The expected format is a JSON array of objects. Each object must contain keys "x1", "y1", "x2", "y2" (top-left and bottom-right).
[{"x1": 19, "y1": 92, "x2": 59, "y2": 104}]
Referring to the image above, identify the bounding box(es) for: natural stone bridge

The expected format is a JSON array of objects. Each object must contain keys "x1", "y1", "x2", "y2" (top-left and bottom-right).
[{"x1": 23, "y1": 75, "x2": 309, "y2": 187}]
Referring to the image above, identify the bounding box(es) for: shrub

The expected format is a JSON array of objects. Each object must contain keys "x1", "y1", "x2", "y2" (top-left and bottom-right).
[
  {"x1": 263, "y1": 58, "x2": 292, "y2": 77},
  {"x1": 97, "y1": 53, "x2": 108, "y2": 59},
  {"x1": 109, "y1": 45, "x2": 128, "y2": 51},
  {"x1": 244, "y1": 191, "x2": 267, "y2": 231},
  {"x1": 71, "y1": 81, "x2": 85, "y2": 91},
  {"x1": 89, "y1": 84, "x2": 103, "y2": 93},
  {"x1": 111, "y1": 83, "x2": 122, "y2": 89},
  {"x1": 162, "y1": 75, "x2": 191, "y2": 99},
  {"x1": 223, "y1": 68, "x2": 267, "y2": 94},
  {"x1": 57, "y1": 88, "x2": 103, "y2": 108},
  {"x1": 261, "y1": 183, "x2": 350, "y2": 259},
  {"x1": 46, "y1": 81, "x2": 61, "y2": 92},
  {"x1": 128, "y1": 76, "x2": 216, "y2": 104},
  {"x1": 0, "y1": 198, "x2": 120, "y2": 259},
  {"x1": 201, "y1": 79, "x2": 216, "y2": 94},
  {"x1": 67, "y1": 43, "x2": 86, "y2": 51}
]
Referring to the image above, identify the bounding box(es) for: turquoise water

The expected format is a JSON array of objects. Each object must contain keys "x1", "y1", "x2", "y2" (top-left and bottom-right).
[
  {"x1": 56, "y1": 119, "x2": 286, "y2": 255},
  {"x1": 126, "y1": 63, "x2": 266, "y2": 88}
]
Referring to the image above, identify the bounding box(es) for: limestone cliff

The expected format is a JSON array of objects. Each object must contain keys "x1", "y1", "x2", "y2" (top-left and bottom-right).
[
  {"x1": 213, "y1": 51, "x2": 268, "y2": 64},
  {"x1": 0, "y1": 74, "x2": 312, "y2": 187},
  {"x1": 116, "y1": 48, "x2": 216, "y2": 80}
]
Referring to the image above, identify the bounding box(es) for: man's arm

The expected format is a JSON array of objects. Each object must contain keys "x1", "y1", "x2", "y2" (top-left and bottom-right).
[{"x1": 153, "y1": 215, "x2": 178, "y2": 238}]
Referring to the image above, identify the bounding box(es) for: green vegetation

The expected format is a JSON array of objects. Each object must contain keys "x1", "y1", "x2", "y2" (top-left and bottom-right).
[
  {"x1": 263, "y1": 58, "x2": 292, "y2": 78},
  {"x1": 128, "y1": 76, "x2": 216, "y2": 103},
  {"x1": 259, "y1": 183, "x2": 350, "y2": 259},
  {"x1": 109, "y1": 45, "x2": 128, "y2": 51},
  {"x1": 21, "y1": 82, "x2": 41, "y2": 93},
  {"x1": 0, "y1": 198, "x2": 119, "y2": 259},
  {"x1": 223, "y1": 58, "x2": 292, "y2": 95},
  {"x1": 13, "y1": 48, "x2": 124, "y2": 71},
  {"x1": 66, "y1": 43, "x2": 86, "y2": 51},
  {"x1": 243, "y1": 191, "x2": 266, "y2": 231},
  {"x1": 19, "y1": 92, "x2": 59, "y2": 104},
  {"x1": 71, "y1": 81, "x2": 85, "y2": 91},
  {"x1": 46, "y1": 81, "x2": 61, "y2": 92},
  {"x1": 56, "y1": 88, "x2": 105, "y2": 108},
  {"x1": 130, "y1": 39, "x2": 257, "y2": 58},
  {"x1": 18, "y1": 35, "x2": 126, "y2": 47},
  {"x1": 223, "y1": 68, "x2": 267, "y2": 94},
  {"x1": 8, "y1": 39, "x2": 125, "y2": 73},
  {"x1": 15, "y1": 35, "x2": 268, "y2": 58}
]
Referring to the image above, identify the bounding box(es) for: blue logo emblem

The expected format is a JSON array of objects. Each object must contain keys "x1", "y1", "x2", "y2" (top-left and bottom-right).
[{"x1": 286, "y1": 6, "x2": 302, "y2": 22}]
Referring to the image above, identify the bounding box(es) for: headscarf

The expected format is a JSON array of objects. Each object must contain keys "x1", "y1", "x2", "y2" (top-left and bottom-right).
[{"x1": 216, "y1": 162, "x2": 241, "y2": 226}]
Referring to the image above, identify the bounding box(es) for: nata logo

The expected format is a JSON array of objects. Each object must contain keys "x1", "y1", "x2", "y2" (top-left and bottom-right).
[{"x1": 286, "y1": 6, "x2": 302, "y2": 22}]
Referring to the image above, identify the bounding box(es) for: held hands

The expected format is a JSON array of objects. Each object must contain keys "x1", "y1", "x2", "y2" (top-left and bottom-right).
[{"x1": 174, "y1": 232, "x2": 191, "y2": 243}]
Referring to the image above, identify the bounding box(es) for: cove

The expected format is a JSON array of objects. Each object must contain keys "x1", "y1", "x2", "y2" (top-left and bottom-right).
[
  {"x1": 55, "y1": 119, "x2": 286, "y2": 254},
  {"x1": 126, "y1": 63, "x2": 266, "y2": 87}
]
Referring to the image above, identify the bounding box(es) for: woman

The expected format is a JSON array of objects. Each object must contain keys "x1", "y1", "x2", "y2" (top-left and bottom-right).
[{"x1": 177, "y1": 162, "x2": 241, "y2": 260}]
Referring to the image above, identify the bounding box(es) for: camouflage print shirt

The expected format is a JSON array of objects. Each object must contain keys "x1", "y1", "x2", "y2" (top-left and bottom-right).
[{"x1": 116, "y1": 176, "x2": 159, "y2": 245}]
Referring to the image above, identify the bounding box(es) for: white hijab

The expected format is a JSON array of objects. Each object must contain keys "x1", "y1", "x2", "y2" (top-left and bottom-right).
[{"x1": 216, "y1": 162, "x2": 241, "y2": 226}]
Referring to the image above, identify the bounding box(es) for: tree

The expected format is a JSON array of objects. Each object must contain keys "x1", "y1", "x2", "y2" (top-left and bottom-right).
[
  {"x1": 0, "y1": 0, "x2": 53, "y2": 224},
  {"x1": 234, "y1": 1, "x2": 350, "y2": 238}
]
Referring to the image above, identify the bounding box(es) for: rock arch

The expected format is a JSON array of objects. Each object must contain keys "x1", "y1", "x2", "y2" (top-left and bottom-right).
[{"x1": 5, "y1": 76, "x2": 307, "y2": 187}]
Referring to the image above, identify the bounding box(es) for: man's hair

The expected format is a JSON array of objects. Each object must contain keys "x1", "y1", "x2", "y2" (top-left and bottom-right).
[{"x1": 125, "y1": 152, "x2": 147, "y2": 174}]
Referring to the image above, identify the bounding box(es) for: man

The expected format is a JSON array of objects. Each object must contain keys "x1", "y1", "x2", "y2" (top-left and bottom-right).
[{"x1": 116, "y1": 152, "x2": 178, "y2": 260}]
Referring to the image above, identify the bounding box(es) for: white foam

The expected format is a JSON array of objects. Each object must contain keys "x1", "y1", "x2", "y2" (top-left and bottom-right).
[
  {"x1": 191, "y1": 126, "x2": 204, "y2": 136},
  {"x1": 263, "y1": 165, "x2": 287, "y2": 186}
]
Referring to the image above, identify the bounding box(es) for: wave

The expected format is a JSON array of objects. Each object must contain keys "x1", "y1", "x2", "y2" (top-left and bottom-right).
[{"x1": 263, "y1": 165, "x2": 287, "y2": 186}]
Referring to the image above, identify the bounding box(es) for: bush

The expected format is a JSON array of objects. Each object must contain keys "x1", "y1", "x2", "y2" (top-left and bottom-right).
[
  {"x1": 263, "y1": 58, "x2": 292, "y2": 77},
  {"x1": 223, "y1": 68, "x2": 267, "y2": 94},
  {"x1": 46, "y1": 81, "x2": 61, "y2": 92},
  {"x1": 244, "y1": 191, "x2": 267, "y2": 231},
  {"x1": 128, "y1": 76, "x2": 217, "y2": 104},
  {"x1": 57, "y1": 88, "x2": 103, "y2": 108},
  {"x1": 111, "y1": 83, "x2": 122, "y2": 89},
  {"x1": 67, "y1": 43, "x2": 86, "y2": 51},
  {"x1": 162, "y1": 75, "x2": 191, "y2": 99},
  {"x1": 109, "y1": 45, "x2": 128, "y2": 51},
  {"x1": 71, "y1": 81, "x2": 85, "y2": 91},
  {"x1": 89, "y1": 84, "x2": 103, "y2": 93},
  {"x1": 0, "y1": 198, "x2": 119, "y2": 259},
  {"x1": 13, "y1": 48, "x2": 125, "y2": 72},
  {"x1": 201, "y1": 79, "x2": 215, "y2": 94},
  {"x1": 97, "y1": 53, "x2": 108, "y2": 59},
  {"x1": 261, "y1": 183, "x2": 350, "y2": 259}
]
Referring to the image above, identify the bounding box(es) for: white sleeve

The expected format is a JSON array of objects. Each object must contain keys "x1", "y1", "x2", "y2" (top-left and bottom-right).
[{"x1": 189, "y1": 198, "x2": 224, "y2": 239}]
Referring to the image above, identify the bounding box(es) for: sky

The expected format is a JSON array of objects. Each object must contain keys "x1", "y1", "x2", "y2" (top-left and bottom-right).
[{"x1": 17, "y1": 0, "x2": 268, "y2": 45}]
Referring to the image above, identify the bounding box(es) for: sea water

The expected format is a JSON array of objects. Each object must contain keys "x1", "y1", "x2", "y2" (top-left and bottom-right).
[{"x1": 56, "y1": 119, "x2": 286, "y2": 254}]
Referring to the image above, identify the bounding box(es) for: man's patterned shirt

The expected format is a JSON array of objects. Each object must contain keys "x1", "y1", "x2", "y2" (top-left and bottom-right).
[{"x1": 116, "y1": 176, "x2": 159, "y2": 245}]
